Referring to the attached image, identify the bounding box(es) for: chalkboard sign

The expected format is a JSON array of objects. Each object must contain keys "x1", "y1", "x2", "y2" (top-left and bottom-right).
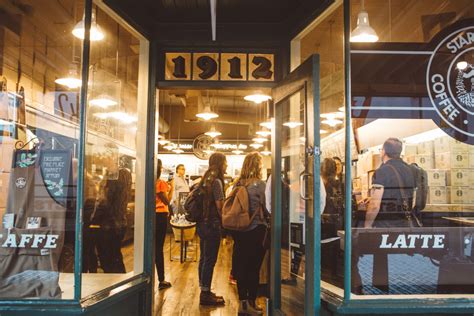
[
  {"x1": 40, "y1": 150, "x2": 72, "y2": 206},
  {"x1": 177, "y1": 191, "x2": 189, "y2": 215}
]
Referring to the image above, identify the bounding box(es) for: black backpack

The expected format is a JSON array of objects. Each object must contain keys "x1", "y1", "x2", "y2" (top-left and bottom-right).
[
  {"x1": 409, "y1": 163, "x2": 428, "y2": 215},
  {"x1": 184, "y1": 184, "x2": 206, "y2": 223}
]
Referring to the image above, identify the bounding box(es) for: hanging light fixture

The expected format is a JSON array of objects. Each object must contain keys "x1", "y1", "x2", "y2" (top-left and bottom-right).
[
  {"x1": 205, "y1": 126, "x2": 222, "y2": 138},
  {"x1": 256, "y1": 128, "x2": 272, "y2": 137},
  {"x1": 261, "y1": 147, "x2": 271, "y2": 156},
  {"x1": 338, "y1": 106, "x2": 345, "y2": 112},
  {"x1": 157, "y1": 138, "x2": 169, "y2": 145},
  {"x1": 350, "y1": 0, "x2": 379, "y2": 43},
  {"x1": 244, "y1": 93, "x2": 272, "y2": 104},
  {"x1": 260, "y1": 119, "x2": 274, "y2": 129},
  {"x1": 250, "y1": 143, "x2": 263, "y2": 149},
  {"x1": 196, "y1": 105, "x2": 219, "y2": 120},
  {"x1": 283, "y1": 120, "x2": 303, "y2": 129},
  {"x1": 321, "y1": 112, "x2": 343, "y2": 127},
  {"x1": 72, "y1": 9, "x2": 105, "y2": 41},
  {"x1": 89, "y1": 94, "x2": 118, "y2": 108},
  {"x1": 55, "y1": 64, "x2": 82, "y2": 89},
  {"x1": 203, "y1": 149, "x2": 215, "y2": 155},
  {"x1": 252, "y1": 137, "x2": 268, "y2": 143},
  {"x1": 232, "y1": 149, "x2": 244, "y2": 155},
  {"x1": 164, "y1": 143, "x2": 175, "y2": 151},
  {"x1": 172, "y1": 148, "x2": 184, "y2": 154}
]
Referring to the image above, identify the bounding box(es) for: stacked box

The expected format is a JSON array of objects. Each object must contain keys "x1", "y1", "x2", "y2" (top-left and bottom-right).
[
  {"x1": 446, "y1": 169, "x2": 474, "y2": 186},
  {"x1": 448, "y1": 186, "x2": 471, "y2": 204},
  {"x1": 434, "y1": 152, "x2": 469, "y2": 169},
  {"x1": 404, "y1": 144, "x2": 418, "y2": 157},
  {"x1": 434, "y1": 136, "x2": 473, "y2": 154},
  {"x1": 414, "y1": 154, "x2": 434, "y2": 169},
  {"x1": 426, "y1": 169, "x2": 446, "y2": 186},
  {"x1": 0, "y1": 139, "x2": 15, "y2": 172},
  {"x1": 417, "y1": 141, "x2": 434, "y2": 155},
  {"x1": 428, "y1": 186, "x2": 448, "y2": 204}
]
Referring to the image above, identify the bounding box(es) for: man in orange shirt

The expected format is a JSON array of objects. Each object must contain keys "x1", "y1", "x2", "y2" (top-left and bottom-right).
[{"x1": 155, "y1": 159, "x2": 173, "y2": 290}]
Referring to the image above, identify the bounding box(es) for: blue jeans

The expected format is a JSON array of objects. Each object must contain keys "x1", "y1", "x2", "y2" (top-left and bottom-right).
[{"x1": 197, "y1": 219, "x2": 221, "y2": 291}]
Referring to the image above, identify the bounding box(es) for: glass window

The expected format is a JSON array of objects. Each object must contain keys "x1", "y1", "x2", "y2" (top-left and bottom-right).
[
  {"x1": 82, "y1": 4, "x2": 148, "y2": 297},
  {"x1": 350, "y1": 0, "x2": 474, "y2": 297},
  {"x1": 299, "y1": 4, "x2": 346, "y2": 295},
  {"x1": 0, "y1": 1, "x2": 84, "y2": 299}
]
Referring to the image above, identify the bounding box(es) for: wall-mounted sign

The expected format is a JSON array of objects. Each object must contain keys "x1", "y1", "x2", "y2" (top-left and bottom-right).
[
  {"x1": 165, "y1": 52, "x2": 275, "y2": 82},
  {"x1": 351, "y1": 19, "x2": 474, "y2": 145}
]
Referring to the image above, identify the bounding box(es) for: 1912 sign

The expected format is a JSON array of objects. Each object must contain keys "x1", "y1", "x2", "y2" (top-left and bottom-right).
[{"x1": 165, "y1": 52, "x2": 274, "y2": 82}]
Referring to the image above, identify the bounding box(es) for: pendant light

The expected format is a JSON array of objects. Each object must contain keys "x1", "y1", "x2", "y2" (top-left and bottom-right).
[
  {"x1": 256, "y1": 128, "x2": 272, "y2": 137},
  {"x1": 252, "y1": 137, "x2": 268, "y2": 143},
  {"x1": 250, "y1": 143, "x2": 263, "y2": 149},
  {"x1": 72, "y1": 8, "x2": 105, "y2": 41},
  {"x1": 261, "y1": 146, "x2": 271, "y2": 156},
  {"x1": 164, "y1": 143, "x2": 175, "y2": 151},
  {"x1": 244, "y1": 93, "x2": 271, "y2": 104},
  {"x1": 321, "y1": 112, "x2": 343, "y2": 127},
  {"x1": 350, "y1": 0, "x2": 379, "y2": 43},
  {"x1": 90, "y1": 94, "x2": 118, "y2": 108},
  {"x1": 233, "y1": 97, "x2": 245, "y2": 155},
  {"x1": 196, "y1": 91, "x2": 219, "y2": 120},
  {"x1": 283, "y1": 120, "x2": 303, "y2": 129},
  {"x1": 205, "y1": 125, "x2": 222, "y2": 138},
  {"x1": 172, "y1": 148, "x2": 184, "y2": 154},
  {"x1": 55, "y1": 64, "x2": 82, "y2": 89}
]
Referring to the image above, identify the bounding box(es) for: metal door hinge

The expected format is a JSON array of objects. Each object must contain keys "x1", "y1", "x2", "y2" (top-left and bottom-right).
[{"x1": 306, "y1": 146, "x2": 321, "y2": 157}]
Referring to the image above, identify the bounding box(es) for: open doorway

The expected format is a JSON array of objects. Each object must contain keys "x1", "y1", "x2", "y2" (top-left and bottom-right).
[{"x1": 154, "y1": 88, "x2": 273, "y2": 315}]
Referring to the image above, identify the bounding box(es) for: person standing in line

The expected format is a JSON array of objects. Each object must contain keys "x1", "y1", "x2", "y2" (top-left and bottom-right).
[
  {"x1": 155, "y1": 159, "x2": 173, "y2": 290},
  {"x1": 232, "y1": 152, "x2": 268, "y2": 315},
  {"x1": 171, "y1": 164, "x2": 190, "y2": 214},
  {"x1": 197, "y1": 153, "x2": 227, "y2": 306}
]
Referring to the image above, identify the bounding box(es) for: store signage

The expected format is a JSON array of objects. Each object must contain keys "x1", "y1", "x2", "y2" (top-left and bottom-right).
[
  {"x1": 54, "y1": 92, "x2": 79, "y2": 122},
  {"x1": 379, "y1": 234, "x2": 445, "y2": 249},
  {"x1": 427, "y1": 26, "x2": 474, "y2": 143},
  {"x1": 0, "y1": 233, "x2": 59, "y2": 249},
  {"x1": 40, "y1": 150, "x2": 72, "y2": 206},
  {"x1": 165, "y1": 52, "x2": 274, "y2": 82},
  {"x1": 351, "y1": 19, "x2": 474, "y2": 145}
]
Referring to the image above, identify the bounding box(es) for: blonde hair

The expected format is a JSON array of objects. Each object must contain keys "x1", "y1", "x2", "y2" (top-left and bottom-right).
[{"x1": 240, "y1": 152, "x2": 263, "y2": 180}]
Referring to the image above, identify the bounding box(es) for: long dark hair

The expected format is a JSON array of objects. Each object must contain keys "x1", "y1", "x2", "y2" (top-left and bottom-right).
[
  {"x1": 201, "y1": 153, "x2": 226, "y2": 192},
  {"x1": 103, "y1": 168, "x2": 132, "y2": 226},
  {"x1": 157, "y1": 159, "x2": 163, "y2": 179},
  {"x1": 321, "y1": 158, "x2": 337, "y2": 189}
]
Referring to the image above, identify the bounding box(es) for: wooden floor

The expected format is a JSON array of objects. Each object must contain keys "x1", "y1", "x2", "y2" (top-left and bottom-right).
[{"x1": 152, "y1": 234, "x2": 268, "y2": 316}]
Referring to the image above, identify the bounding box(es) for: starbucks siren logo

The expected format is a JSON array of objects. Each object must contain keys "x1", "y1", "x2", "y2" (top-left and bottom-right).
[{"x1": 427, "y1": 26, "x2": 474, "y2": 142}]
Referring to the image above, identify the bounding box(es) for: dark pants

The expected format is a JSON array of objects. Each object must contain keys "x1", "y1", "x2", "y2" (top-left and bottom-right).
[
  {"x1": 233, "y1": 225, "x2": 266, "y2": 300},
  {"x1": 82, "y1": 226, "x2": 98, "y2": 273},
  {"x1": 155, "y1": 212, "x2": 168, "y2": 282},
  {"x1": 197, "y1": 219, "x2": 221, "y2": 291},
  {"x1": 96, "y1": 227, "x2": 126, "y2": 273}
]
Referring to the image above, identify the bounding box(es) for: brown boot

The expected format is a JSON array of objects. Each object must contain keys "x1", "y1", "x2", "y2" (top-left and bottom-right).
[{"x1": 200, "y1": 291, "x2": 225, "y2": 306}]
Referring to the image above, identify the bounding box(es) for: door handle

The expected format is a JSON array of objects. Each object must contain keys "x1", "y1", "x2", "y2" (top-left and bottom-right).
[{"x1": 299, "y1": 173, "x2": 312, "y2": 201}]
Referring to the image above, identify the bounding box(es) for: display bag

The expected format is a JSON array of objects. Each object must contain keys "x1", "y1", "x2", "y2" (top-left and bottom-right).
[{"x1": 0, "y1": 145, "x2": 72, "y2": 299}]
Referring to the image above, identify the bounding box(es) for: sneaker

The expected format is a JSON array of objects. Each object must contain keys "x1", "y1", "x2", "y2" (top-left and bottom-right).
[
  {"x1": 200, "y1": 291, "x2": 225, "y2": 306},
  {"x1": 158, "y1": 281, "x2": 172, "y2": 290},
  {"x1": 229, "y1": 274, "x2": 237, "y2": 285}
]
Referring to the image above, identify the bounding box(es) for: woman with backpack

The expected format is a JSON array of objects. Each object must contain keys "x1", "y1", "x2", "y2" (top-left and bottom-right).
[
  {"x1": 231, "y1": 152, "x2": 268, "y2": 315},
  {"x1": 196, "y1": 153, "x2": 227, "y2": 306}
]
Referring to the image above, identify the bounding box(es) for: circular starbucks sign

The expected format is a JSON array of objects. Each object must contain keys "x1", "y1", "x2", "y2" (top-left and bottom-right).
[
  {"x1": 427, "y1": 26, "x2": 474, "y2": 143},
  {"x1": 193, "y1": 134, "x2": 213, "y2": 160}
]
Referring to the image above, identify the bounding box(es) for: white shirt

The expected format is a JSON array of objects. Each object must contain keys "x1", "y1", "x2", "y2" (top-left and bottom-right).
[{"x1": 172, "y1": 175, "x2": 190, "y2": 208}]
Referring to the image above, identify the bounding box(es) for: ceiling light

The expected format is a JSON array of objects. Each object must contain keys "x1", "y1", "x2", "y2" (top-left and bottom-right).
[
  {"x1": 261, "y1": 149, "x2": 271, "y2": 156},
  {"x1": 283, "y1": 120, "x2": 303, "y2": 129},
  {"x1": 457, "y1": 61, "x2": 468, "y2": 70},
  {"x1": 260, "y1": 119, "x2": 274, "y2": 129},
  {"x1": 164, "y1": 144, "x2": 175, "y2": 150},
  {"x1": 157, "y1": 139, "x2": 169, "y2": 145},
  {"x1": 322, "y1": 118, "x2": 343, "y2": 127},
  {"x1": 72, "y1": 11, "x2": 105, "y2": 41},
  {"x1": 256, "y1": 128, "x2": 272, "y2": 137},
  {"x1": 321, "y1": 112, "x2": 344, "y2": 119},
  {"x1": 238, "y1": 144, "x2": 248, "y2": 149},
  {"x1": 299, "y1": 137, "x2": 306, "y2": 143},
  {"x1": 320, "y1": 129, "x2": 328, "y2": 134},
  {"x1": 196, "y1": 105, "x2": 219, "y2": 121},
  {"x1": 244, "y1": 93, "x2": 272, "y2": 104},
  {"x1": 203, "y1": 149, "x2": 215, "y2": 155},
  {"x1": 338, "y1": 106, "x2": 345, "y2": 112},
  {"x1": 205, "y1": 126, "x2": 222, "y2": 138},
  {"x1": 55, "y1": 65, "x2": 82, "y2": 89},
  {"x1": 252, "y1": 137, "x2": 268, "y2": 143},
  {"x1": 350, "y1": 1, "x2": 378, "y2": 43},
  {"x1": 158, "y1": 134, "x2": 164, "y2": 139},
  {"x1": 232, "y1": 149, "x2": 244, "y2": 155},
  {"x1": 172, "y1": 148, "x2": 184, "y2": 154},
  {"x1": 89, "y1": 94, "x2": 118, "y2": 108},
  {"x1": 250, "y1": 143, "x2": 263, "y2": 149}
]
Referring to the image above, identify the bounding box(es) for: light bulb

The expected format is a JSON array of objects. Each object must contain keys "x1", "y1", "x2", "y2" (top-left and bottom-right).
[
  {"x1": 260, "y1": 119, "x2": 274, "y2": 129},
  {"x1": 256, "y1": 129, "x2": 272, "y2": 137},
  {"x1": 55, "y1": 66, "x2": 82, "y2": 89},
  {"x1": 322, "y1": 118, "x2": 343, "y2": 127},
  {"x1": 261, "y1": 149, "x2": 271, "y2": 156},
  {"x1": 283, "y1": 120, "x2": 303, "y2": 128},
  {"x1": 89, "y1": 94, "x2": 118, "y2": 108},
  {"x1": 205, "y1": 126, "x2": 222, "y2": 138},
  {"x1": 196, "y1": 105, "x2": 219, "y2": 120},
  {"x1": 350, "y1": 11, "x2": 379, "y2": 43},
  {"x1": 72, "y1": 12, "x2": 105, "y2": 41},
  {"x1": 244, "y1": 93, "x2": 271, "y2": 104},
  {"x1": 457, "y1": 61, "x2": 468, "y2": 70},
  {"x1": 250, "y1": 143, "x2": 263, "y2": 149},
  {"x1": 252, "y1": 137, "x2": 268, "y2": 143}
]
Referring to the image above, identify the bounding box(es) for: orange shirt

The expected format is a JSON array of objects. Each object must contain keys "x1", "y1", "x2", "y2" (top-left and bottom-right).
[{"x1": 156, "y1": 180, "x2": 169, "y2": 213}]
